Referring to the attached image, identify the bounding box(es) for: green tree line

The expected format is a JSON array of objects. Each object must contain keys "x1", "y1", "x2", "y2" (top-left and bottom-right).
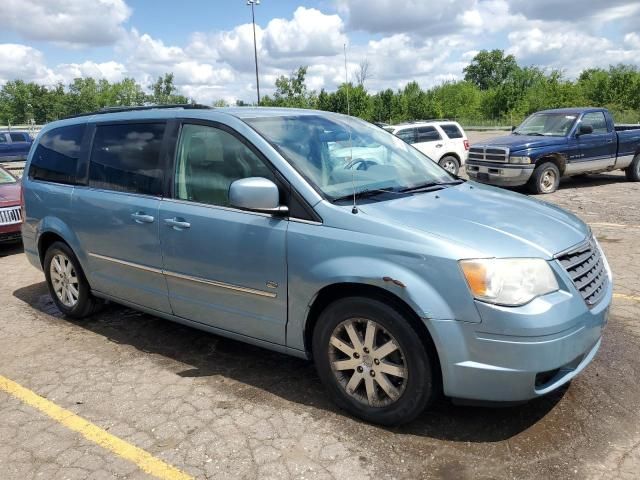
[
  {"x1": 261, "y1": 50, "x2": 640, "y2": 125},
  {"x1": 1, "y1": 50, "x2": 640, "y2": 126},
  {"x1": 0, "y1": 73, "x2": 188, "y2": 125}
]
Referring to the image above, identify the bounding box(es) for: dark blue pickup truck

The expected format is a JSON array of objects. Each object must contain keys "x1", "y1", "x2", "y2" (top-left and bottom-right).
[
  {"x1": 466, "y1": 108, "x2": 640, "y2": 193},
  {"x1": 0, "y1": 130, "x2": 33, "y2": 162}
]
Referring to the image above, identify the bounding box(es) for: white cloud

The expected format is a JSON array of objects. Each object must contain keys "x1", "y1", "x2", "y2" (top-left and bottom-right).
[
  {"x1": 56, "y1": 61, "x2": 127, "y2": 84},
  {"x1": 264, "y1": 7, "x2": 346, "y2": 57},
  {"x1": 0, "y1": 0, "x2": 130, "y2": 48},
  {"x1": 0, "y1": 44, "x2": 59, "y2": 85},
  {"x1": 337, "y1": 0, "x2": 475, "y2": 35}
]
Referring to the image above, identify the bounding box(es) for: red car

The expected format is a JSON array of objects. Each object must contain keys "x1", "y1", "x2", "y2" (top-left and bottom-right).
[{"x1": 0, "y1": 166, "x2": 22, "y2": 243}]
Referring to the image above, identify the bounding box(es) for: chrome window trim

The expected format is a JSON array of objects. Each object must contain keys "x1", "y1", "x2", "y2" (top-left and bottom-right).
[
  {"x1": 162, "y1": 197, "x2": 322, "y2": 223},
  {"x1": 88, "y1": 252, "x2": 277, "y2": 298}
]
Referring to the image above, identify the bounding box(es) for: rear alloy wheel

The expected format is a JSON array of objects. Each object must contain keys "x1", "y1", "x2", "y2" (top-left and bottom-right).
[
  {"x1": 313, "y1": 297, "x2": 436, "y2": 425},
  {"x1": 529, "y1": 162, "x2": 560, "y2": 194},
  {"x1": 44, "y1": 241, "x2": 100, "y2": 319},
  {"x1": 439, "y1": 155, "x2": 460, "y2": 175},
  {"x1": 626, "y1": 154, "x2": 640, "y2": 182}
]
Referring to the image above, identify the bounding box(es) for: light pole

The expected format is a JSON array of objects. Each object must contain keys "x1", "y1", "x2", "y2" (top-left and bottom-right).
[{"x1": 247, "y1": 0, "x2": 261, "y2": 105}]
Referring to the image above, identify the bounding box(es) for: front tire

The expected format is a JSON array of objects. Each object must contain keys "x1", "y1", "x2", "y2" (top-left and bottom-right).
[
  {"x1": 626, "y1": 154, "x2": 640, "y2": 182},
  {"x1": 439, "y1": 155, "x2": 460, "y2": 175},
  {"x1": 44, "y1": 241, "x2": 99, "y2": 319},
  {"x1": 528, "y1": 161, "x2": 560, "y2": 194},
  {"x1": 312, "y1": 297, "x2": 436, "y2": 425}
]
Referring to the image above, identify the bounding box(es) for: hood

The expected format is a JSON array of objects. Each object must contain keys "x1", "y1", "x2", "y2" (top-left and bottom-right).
[
  {"x1": 359, "y1": 182, "x2": 588, "y2": 259},
  {"x1": 476, "y1": 134, "x2": 567, "y2": 152},
  {"x1": 0, "y1": 182, "x2": 21, "y2": 206}
]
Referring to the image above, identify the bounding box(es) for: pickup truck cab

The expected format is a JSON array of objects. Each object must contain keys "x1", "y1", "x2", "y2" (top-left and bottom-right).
[
  {"x1": 466, "y1": 108, "x2": 640, "y2": 193},
  {"x1": 0, "y1": 131, "x2": 33, "y2": 162}
]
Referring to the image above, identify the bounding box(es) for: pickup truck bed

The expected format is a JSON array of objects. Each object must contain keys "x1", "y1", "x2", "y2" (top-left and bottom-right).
[{"x1": 466, "y1": 108, "x2": 640, "y2": 194}]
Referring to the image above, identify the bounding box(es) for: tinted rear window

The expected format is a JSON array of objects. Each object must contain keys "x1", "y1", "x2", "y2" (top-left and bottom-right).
[
  {"x1": 89, "y1": 123, "x2": 165, "y2": 196},
  {"x1": 29, "y1": 125, "x2": 85, "y2": 184},
  {"x1": 417, "y1": 126, "x2": 441, "y2": 142},
  {"x1": 440, "y1": 124, "x2": 463, "y2": 139},
  {"x1": 9, "y1": 133, "x2": 27, "y2": 142}
]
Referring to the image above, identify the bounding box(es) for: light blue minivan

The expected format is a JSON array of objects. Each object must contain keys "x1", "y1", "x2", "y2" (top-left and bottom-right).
[{"x1": 22, "y1": 105, "x2": 612, "y2": 425}]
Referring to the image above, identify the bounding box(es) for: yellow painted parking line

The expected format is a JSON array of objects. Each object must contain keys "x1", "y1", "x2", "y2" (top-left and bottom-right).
[
  {"x1": 0, "y1": 375, "x2": 193, "y2": 480},
  {"x1": 614, "y1": 293, "x2": 640, "y2": 303}
]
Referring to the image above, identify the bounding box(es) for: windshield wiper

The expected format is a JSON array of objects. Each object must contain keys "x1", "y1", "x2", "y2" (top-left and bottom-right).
[
  {"x1": 400, "y1": 180, "x2": 464, "y2": 193},
  {"x1": 525, "y1": 132, "x2": 545, "y2": 136},
  {"x1": 332, "y1": 187, "x2": 400, "y2": 203}
]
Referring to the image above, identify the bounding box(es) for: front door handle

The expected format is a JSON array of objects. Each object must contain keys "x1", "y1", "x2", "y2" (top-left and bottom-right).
[
  {"x1": 436, "y1": 144, "x2": 443, "y2": 148},
  {"x1": 164, "y1": 218, "x2": 191, "y2": 230},
  {"x1": 131, "y1": 212, "x2": 155, "y2": 224}
]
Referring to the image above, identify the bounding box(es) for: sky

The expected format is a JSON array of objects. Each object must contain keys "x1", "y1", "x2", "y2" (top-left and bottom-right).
[{"x1": 0, "y1": 0, "x2": 639, "y2": 104}]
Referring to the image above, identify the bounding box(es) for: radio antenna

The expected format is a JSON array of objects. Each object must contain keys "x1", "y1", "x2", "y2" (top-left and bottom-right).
[{"x1": 344, "y1": 43, "x2": 358, "y2": 214}]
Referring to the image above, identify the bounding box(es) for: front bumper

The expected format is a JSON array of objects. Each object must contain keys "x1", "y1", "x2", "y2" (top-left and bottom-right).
[
  {"x1": 0, "y1": 222, "x2": 21, "y2": 243},
  {"x1": 426, "y1": 271, "x2": 612, "y2": 402},
  {"x1": 466, "y1": 162, "x2": 534, "y2": 187}
]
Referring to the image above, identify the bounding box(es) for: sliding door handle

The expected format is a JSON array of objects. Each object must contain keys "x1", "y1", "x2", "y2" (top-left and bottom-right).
[
  {"x1": 131, "y1": 212, "x2": 155, "y2": 224},
  {"x1": 164, "y1": 218, "x2": 191, "y2": 230}
]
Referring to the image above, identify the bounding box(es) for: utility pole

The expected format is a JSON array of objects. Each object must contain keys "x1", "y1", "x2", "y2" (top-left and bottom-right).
[{"x1": 247, "y1": 0, "x2": 261, "y2": 105}]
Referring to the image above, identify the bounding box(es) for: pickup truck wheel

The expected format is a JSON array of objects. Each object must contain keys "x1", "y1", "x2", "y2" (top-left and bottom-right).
[
  {"x1": 312, "y1": 297, "x2": 436, "y2": 426},
  {"x1": 529, "y1": 162, "x2": 560, "y2": 194},
  {"x1": 626, "y1": 154, "x2": 640, "y2": 182},
  {"x1": 438, "y1": 156, "x2": 460, "y2": 175},
  {"x1": 44, "y1": 241, "x2": 100, "y2": 319}
]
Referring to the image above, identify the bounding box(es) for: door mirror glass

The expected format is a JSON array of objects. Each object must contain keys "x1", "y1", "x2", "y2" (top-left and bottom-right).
[
  {"x1": 578, "y1": 124, "x2": 593, "y2": 136},
  {"x1": 229, "y1": 177, "x2": 287, "y2": 214}
]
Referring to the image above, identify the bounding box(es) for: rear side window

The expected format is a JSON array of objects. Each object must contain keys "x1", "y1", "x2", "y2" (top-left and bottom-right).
[
  {"x1": 29, "y1": 124, "x2": 85, "y2": 185},
  {"x1": 9, "y1": 133, "x2": 27, "y2": 142},
  {"x1": 440, "y1": 124, "x2": 463, "y2": 139},
  {"x1": 395, "y1": 128, "x2": 416, "y2": 144},
  {"x1": 89, "y1": 123, "x2": 165, "y2": 196},
  {"x1": 416, "y1": 126, "x2": 441, "y2": 142}
]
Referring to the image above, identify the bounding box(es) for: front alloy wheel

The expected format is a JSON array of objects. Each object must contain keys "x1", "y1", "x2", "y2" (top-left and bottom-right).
[
  {"x1": 329, "y1": 318, "x2": 408, "y2": 407},
  {"x1": 313, "y1": 297, "x2": 437, "y2": 425}
]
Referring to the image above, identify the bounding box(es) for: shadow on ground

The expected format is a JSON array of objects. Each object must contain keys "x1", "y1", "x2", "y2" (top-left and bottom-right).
[
  {"x1": 0, "y1": 240, "x2": 23, "y2": 258},
  {"x1": 13, "y1": 281, "x2": 564, "y2": 443}
]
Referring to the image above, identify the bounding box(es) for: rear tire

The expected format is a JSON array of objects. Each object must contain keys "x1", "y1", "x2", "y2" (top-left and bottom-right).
[
  {"x1": 44, "y1": 241, "x2": 100, "y2": 319},
  {"x1": 528, "y1": 162, "x2": 560, "y2": 194},
  {"x1": 439, "y1": 155, "x2": 460, "y2": 175},
  {"x1": 625, "y1": 154, "x2": 640, "y2": 182},
  {"x1": 312, "y1": 296, "x2": 437, "y2": 426}
]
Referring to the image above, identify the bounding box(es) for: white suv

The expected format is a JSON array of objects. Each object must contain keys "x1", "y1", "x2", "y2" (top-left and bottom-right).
[{"x1": 385, "y1": 121, "x2": 469, "y2": 175}]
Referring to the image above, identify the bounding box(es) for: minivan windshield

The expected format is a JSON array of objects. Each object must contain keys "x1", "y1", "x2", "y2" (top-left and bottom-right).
[
  {"x1": 514, "y1": 112, "x2": 577, "y2": 137},
  {"x1": 244, "y1": 113, "x2": 454, "y2": 201},
  {"x1": 0, "y1": 167, "x2": 16, "y2": 184}
]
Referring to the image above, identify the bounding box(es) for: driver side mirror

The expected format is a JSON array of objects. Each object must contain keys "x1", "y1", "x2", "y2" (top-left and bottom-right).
[
  {"x1": 229, "y1": 177, "x2": 288, "y2": 215},
  {"x1": 577, "y1": 124, "x2": 593, "y2": 136}
]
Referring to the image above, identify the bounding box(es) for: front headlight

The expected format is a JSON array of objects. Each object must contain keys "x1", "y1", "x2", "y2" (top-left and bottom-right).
[
  {"x1": 509, "y1": 155, "x2": 531, "y2": 164},
  {"x1": 459, "y1": 258, "x2": 559, "y2": 306}
]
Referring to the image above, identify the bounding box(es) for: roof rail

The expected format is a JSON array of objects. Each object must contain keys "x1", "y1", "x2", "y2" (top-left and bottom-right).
[
  {"x1": 409, "y1": 119, "x2": 452, "y2": 123},
  {"x1": 63, "y1": 103, "x2": 212, "y2": 120}
]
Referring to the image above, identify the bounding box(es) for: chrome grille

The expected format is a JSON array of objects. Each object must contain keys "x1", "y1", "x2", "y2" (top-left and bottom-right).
[
  {"x1": 0, "y1": 206, "x2": 21, "y2": 226},
  {"x1": 557, "y1": 238, "x2": 607, "y2": 307},
  {"x1": 468, "y1": 146, "x2": 509, "y2": 163}
]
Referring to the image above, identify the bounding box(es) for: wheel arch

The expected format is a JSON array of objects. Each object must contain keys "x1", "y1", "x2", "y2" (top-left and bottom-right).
[
  {"x1": 36, "y1": 217, "x2": 86, "y2": 271},
  {"x1": 303, "y1": 282, "x2": 443, "y2": 385},
  {"x1": 535, "y1": 153, "x2": 566, "y2": 174}
]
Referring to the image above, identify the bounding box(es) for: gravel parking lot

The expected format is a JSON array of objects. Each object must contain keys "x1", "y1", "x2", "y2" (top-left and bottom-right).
[{"x1": 1, "y1": 134, "x2": 639, "y2": 479}]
